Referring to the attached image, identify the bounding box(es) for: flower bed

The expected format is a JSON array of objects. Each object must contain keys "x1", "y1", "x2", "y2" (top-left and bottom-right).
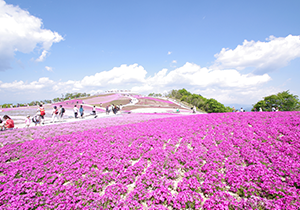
[
  {"x1": 83, "y1": 94, "x2": 123, "y2": 105},
  {"x1": 0, "y1": 114, "x2": 178, "y2": 146},
  {"x1": 0, "y1": 112, "x2": 299, "y2": 209}
]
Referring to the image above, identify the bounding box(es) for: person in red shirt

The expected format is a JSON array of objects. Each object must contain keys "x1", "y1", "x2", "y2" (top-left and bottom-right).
[{"x1": 3, "y1": 115, "x2": 14, "y2": 130}]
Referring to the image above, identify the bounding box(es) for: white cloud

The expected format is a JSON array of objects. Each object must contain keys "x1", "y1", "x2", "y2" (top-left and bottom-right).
[
  {"x1": 36, "y1": 50, "x2": 48, "y2": 62},
  {"x1": 168, "y1": 51, "x2": 172, "y2": 55},
  {"x1": 81, "y1": 64, "x2": 147, "y2": 86},
  {"x1": 195, "y1": 86, "x2": 282, "y2": 105},
  {"x1": 0, "y1": 62, "x2": 274, "y2": 104},
  {"x1": 145, "y1": 62, "x2": 271, "y2": 88},
  {"x1": 0, "y1": 77, "x2": 54, "y2": 90},
  {"x1": 172, "y1": 60, "x2": 177, "y2": 63},
  {"x1": 45, "y1": 66, "x2": 53, "y2": 72},
  {"x1": 213, "y1": 35, "x2": 300, "y2": 74},
  {"x1": 0, "y1": 0, "x2": 63, "y2": 71}
]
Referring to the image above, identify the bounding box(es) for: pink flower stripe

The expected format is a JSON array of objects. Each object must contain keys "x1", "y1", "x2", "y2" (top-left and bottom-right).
[
  {"x1": 0, "y1": 112, "x2": 299, "y2": 209},
  {"x1": 83, "y1": 94, "x2": 123, "y2": 104},
  {"x1": 139, "y1": 97, "x2": 175, "y2": 104}
]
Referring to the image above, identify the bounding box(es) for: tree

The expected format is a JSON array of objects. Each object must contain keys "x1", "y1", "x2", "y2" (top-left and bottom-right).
[
  {"x1": 204, "y1": 99, "x2": 228, "y2": 113},
  {"x1": 166, "y1": 88, "x2": 229, "y2": 113},
  {"x1": 252, "y1": 90, "x2": 300, "y2": 111}
]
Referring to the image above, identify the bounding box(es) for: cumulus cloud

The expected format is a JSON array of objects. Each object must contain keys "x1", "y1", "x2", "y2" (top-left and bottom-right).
[
  {"x1": 0, "y1": 77, "x2": 54, "y2": 90},
  {"x1": 168, "y1": 51, "x2": 172, "y2": 55},
  {"x1": 213, "y1": 35, "x2": 300, "y2": 74},
  {"x1": 81, "y1": 64, "x2": 147, "y2": 86},
  {"x1": 0, "y1": 0, "x2": 63, "y2": 71},
  {"x1": 145, "y1": 62, "x2": 271, "y2": 88},
  {"x1": 0, "y1": 62, "x2": 274, "y2": 104},
  {"x1": 130, "y1": 62, "x2": 272, "y2": 104},
  {"x1": 195, "y1": 86, "x2": 282, "y2": 105}
]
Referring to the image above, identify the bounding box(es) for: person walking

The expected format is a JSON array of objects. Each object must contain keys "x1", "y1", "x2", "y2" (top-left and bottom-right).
[
  {"x1": 37, "y1": 104, "x2": 45, "y2": 125},
  {"x1": 193, "y1": 106, "x2": 196, "y2": 113},
  {"x1": 106, "y1": 105, "x2": 109, "y2": 115},
  {"x1": 32, "y1": 115, "x2": 40, "y2": 126},
  {"x1": 51, "y1": 106, "x2": 59, "y2": 123},
  {"x1": 79, "y1": 105, "x2": 84, "y2": 118},
  {"x1": 73, "y1": 105, "x2": 79, "y2": 118},
  {"x1": 59, "y1": 105, "x2": 65, "y2": 121},
  {"x1": 25, "y1": 115, "x2": 31, "y2": 128},
  {"x1": 108, "y1": 105, "x2": 112, "y2": 115},
  {"x1": 92, "y1": 106, "x2": 96, "y2": 115}
]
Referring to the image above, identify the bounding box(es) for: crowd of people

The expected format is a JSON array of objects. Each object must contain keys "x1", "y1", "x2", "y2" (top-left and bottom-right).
[
  {"x1": 105, "y1": 104, "x2": 122, "y2": 115},
  {"x1": 1, "y1": 102, "x2": 282, "y2": 131}
]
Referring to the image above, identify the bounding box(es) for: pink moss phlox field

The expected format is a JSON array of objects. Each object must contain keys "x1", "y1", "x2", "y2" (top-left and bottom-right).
[
  {"x1": 0, "y1": 112, "x2": 300, "y2": 209},
  {"x1": 83, "y1": 94, "x2": 123, "y2": 104},
  {"x1": 138, "y1": 97, "x2": 175, "y2": 105},
  {"x1": 0, "y1": 114, "x2": 177, "y2": 146}
]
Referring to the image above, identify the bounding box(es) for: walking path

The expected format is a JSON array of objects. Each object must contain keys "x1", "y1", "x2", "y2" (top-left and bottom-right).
[{"x1": 1, "y1": 95, "x2": 203, "y2": 130}]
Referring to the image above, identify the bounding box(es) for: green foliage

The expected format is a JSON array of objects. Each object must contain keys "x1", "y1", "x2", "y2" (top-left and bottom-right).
[
  {"x1": 64, "y1": 92, "x2": 90, "y2": 100},
  {"x1": 203, "y1": 99, "x2": 227, "y2": 113},
  {"x1": 148, "y1": 93, "x2": 162, "y2": 97},
  {"x1": 23, "y1": 101, "x2": 38, "y2": 106},
  {"x1": 167, "y1": 89, "x2": 229, "y2": 113},
  {"x1": 252, "y1": 90, "x2": 300, "y2": 111},
  {"x1": 1, "y1": 103, "x2": 13, "y2": 108}
]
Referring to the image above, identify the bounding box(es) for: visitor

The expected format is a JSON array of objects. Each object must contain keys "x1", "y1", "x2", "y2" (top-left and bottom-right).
[
  {"x1": 272, "y1": 107, "x2": 276, "y2": 112},
  {"x1": 2, "y1": 115, "x2": 14, "y2": 130},
  {"x1": 240, "y1": 107, "x2": 244, "y2": 112},
  {"x1": 92, "y1": 106, "x2": 96, "y2": 115},
  {"x1": 32, "y1": 115, "x2": 40, "y2": 126},
  {"x1": 193, "y1": 106, "x2": 196, "y2": 113},
  {"x1": 259, "y1": 107, "x2": 263, "y2": 112},
  {"x1": 25, "y1": 115, "x2": 31, "y2": 128},
  {"x1": 106, "y1": 105, "x2": 109, "y2": 115},
  {"x1": 37, "y1": 104, "x2": 45, "y2": 125},
  {"x1": 276, "y1": 107, "x2": 279, "y2": 112},
  {"x1": 232, "y1": 107, "x2": 235, "y2": 112},
  {"x1": 109, "y1": 105, "x2": 112, "y2": 114},
  {"x1": 79, "y1": 105, "x2": 84, "y2": 118},
  {"x1": 73, "y1": 105, "x2": 79, "y2": 118},
  {"x1": 59, "y1": 105, "x2": 65, "y2": 121},
  {"x1": 112, "y1": 104, "x2": 117, "y2": 114},
  {"x1": 51, "y1": 106, "x2": 59, "y2": 123},
  {"x1": 0, "y1": 117, "x2": 3, "y2": 131}
]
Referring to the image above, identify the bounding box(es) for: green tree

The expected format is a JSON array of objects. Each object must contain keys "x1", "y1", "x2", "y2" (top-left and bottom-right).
[
  {"x1": 252, "y1": 90, "x2": 300, "y2": 111},
  {"x1": 204, "y1": 99, "x2": 228, "y2": 113},
  {"x1": 148, "y1": 93, "x2": 154, "y2": 96},
  {"x1": 166, "y1": 88, "x2": 229, "y2": 113}
]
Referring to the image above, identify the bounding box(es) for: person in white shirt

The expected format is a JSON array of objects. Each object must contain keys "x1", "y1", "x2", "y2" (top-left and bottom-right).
[
  {"x1": 51, "y1": 106, "x2": 59, "y2": 123},
  {"x1": 73, "y1": 105, "x2": 79, "y2": 118},
  {"x1": 193, "y1": 106, "x2": 196, "y2": 113}
]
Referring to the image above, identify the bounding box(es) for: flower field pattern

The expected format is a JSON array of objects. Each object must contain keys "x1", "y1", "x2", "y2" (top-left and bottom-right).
[
  {"x1": 0, "y1": 112, "x2": 300, "y2": 209},
  {"x1": 0, "y1": 114, "x2": 177, "y2": 147}
]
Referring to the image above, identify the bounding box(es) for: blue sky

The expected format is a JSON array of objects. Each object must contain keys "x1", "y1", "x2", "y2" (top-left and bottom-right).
[{"x1": 1, "y1": 0, "x2": 300, "y2": 106}]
